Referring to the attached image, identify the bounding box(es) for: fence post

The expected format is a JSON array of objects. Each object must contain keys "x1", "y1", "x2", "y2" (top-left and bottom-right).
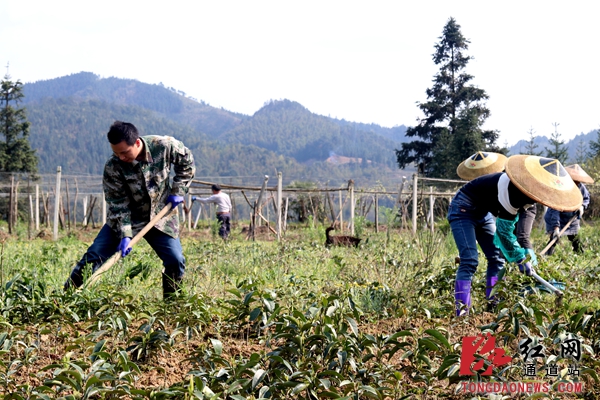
[
  {"x1": 251, "y1": 175, "x2": 269, "y2": 240},
  {"x1": 187, "y1": 193, "x2": 192, "y2": 231},
  {"x1": 283, "y1": 197, "x2": 289, "y2": 232},
  {"x1": 193, "y1": 203, "x2": 202, "y2": 229},
  {"x1": 8, "y1": 175, "x2": 14, "y2": 234},
  {"x1": 102, "y1": 193, "x2": 106, "y2": 225},
  {"x1": 53, "y1": 166, "x2": 62, "y2": 241},
  {"x1": 83, "y1": 197, "x2": 88, "y2": 226},
  {"x1": 338, "y1": 190, "x2": 343, "y2": 233},
  {"x1": 277, "y1": 172, "x2": 282, "y2": 241},
  {"x1": 429, "y1": 186, "x2": 434, "y2": 234},
  {"x1": 375, "y1": 194, "x2": 379, "y2": 233},
  {"x1": 412, "y1": 174, "x2": 418, "y2": 235},
  {"x1": 35, "y1": 184, "x2": 39, "y2": 231},
  {"x1": 349, "y1": 180, "x2": 355, "y2": 235}
]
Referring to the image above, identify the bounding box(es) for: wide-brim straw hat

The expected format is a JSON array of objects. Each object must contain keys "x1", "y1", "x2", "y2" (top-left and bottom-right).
[
  {"x1": 565, "y1": 164, "x2": 595, "y2": 184},
  {"x1": 505, "y1": 155, "x2": 582, "y2": 212},
  {"x1": 456, "y1": 151, "x2": 507, "y2": 181}
]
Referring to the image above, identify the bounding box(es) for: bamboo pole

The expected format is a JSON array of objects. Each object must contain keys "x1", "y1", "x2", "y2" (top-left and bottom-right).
[
  {"x1": 339, "y1": 190, "x2": 343, "y2": 233},
  {"x1": 73, "y1": 179, "x2": 79, "y2": 227},
  {"x1": 349, "y1": 180, "x2": 355, "y2": 235},
  {"x1": 429, "y1": 186, "x2": 435, "y2": 234},
  {"x1": 102, "y1": 193, "x2": 106, "y2": 225},
  {"x1": 412, "y1": 174, "x2": 418, "y2": 235},
  {"x1": 82, "y1": 196, "x2": 88, "y2": 226},
  {"x1": 187, "y1": 194, "x2": 192, "y2": 231},
  {"x1": 35, "y1": 184, "x2": 39, "y2": 231},
  {"x1": 53, "y1": 166, "x2": 62, "y2": 240},
  {"x1": 193, "y1": 204, "x2": 202, "y2": 229},
  {"x1": 283, "y1": 197, "x2": 289, "y2": 232},
  {"x1": 28, "y1": 196, "x2": 33, "y2": 239},
  {"x1": 8, "y1": 175, "x2": 13, "y2": 234},
  {"x1": 43, "y1": 193, "x2": 49, "y2": 227},
  {"x1": 65, "y1": 180, "x2": 71, "y2": 232},
  {"x1": 277, "y1": 172, "x2": 282, "y2": 241},
  {"x1": 375, "y1": 194, "x2": 379, "y2": 233},
  {"x1": 14, "y1": 181, "x2": 19, "y2": 229}
]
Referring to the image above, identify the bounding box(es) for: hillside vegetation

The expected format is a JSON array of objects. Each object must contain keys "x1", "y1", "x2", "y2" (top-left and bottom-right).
[{"x1": 22, "y1": 72, "x2": 406, "y2": 185}]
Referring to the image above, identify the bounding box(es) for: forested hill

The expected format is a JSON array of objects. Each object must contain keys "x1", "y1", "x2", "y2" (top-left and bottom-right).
[
  {"x1": 22, "y1": 72, "x2": 408, "y2": 184},
  {"x1": 219, "y1": 99, "x2": 400, "y2": 165},
  {"x1": 23, "y1": 72, "x2": 247, "y2": 137}
]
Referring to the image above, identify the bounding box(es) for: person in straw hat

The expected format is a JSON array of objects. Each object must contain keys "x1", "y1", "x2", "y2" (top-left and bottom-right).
[
  {"x1": 450, "y1": 154, "x2": 582, "y2": 316},
  {"x1": 457, "y1": 152, "x2": 538, "y2": 260},
  {"x1": 543, "y1": 164, "x2": 593, "y2": 255}
]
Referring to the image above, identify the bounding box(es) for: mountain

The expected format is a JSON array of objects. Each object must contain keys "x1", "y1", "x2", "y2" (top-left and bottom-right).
[
  {"x1": 23, "y1": 71, "x2": 246, "y2": 137},
  {"x1": 21, "y1": 72, "x2": 408, "y2": 185},
  {"x1": 219, "y1": 99, "x2": 400, "y2": 166}
]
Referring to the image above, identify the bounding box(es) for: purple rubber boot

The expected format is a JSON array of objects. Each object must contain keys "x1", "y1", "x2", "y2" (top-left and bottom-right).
[
  {"x1": 455, "y1": 280, "x2": 472, "y2": 316},
  {"x1": 486, "y1": 276, "x2": 499, "y2": 312},
  {"x1": 486, "y1": 276, "x2": 498, "y2": 299}
]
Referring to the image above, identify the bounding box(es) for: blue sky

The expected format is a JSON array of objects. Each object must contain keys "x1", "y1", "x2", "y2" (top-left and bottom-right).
[{"x1": 2, "y1": 0, "x2": 598, "y2": 146}]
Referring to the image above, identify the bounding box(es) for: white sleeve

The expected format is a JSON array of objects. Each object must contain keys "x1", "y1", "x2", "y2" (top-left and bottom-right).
[{"x1": 196, "y1": 195, "x2": 216, "y2": 204}]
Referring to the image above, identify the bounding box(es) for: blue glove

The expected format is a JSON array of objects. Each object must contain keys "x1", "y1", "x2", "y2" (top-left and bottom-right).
[
  {"x1": 118, "y1": 237, "x2": 132, "y2": 258},
  {"x1": 526, "y1": 248, "x2": 538, "y2": 267},
  {"x1": 192, "y1": 196, "x2": 197, "y2": 202},
  {"x1": 167, "y1": 195, "x2": 184, "y2": 208},
  {"x1": 518, "y1": 259, "x2": 533, "y2": 276}
]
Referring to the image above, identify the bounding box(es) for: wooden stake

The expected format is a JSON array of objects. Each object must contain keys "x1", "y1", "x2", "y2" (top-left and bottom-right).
[{"x1": 8, "y1": 175, "x2": 13, "y2": 234}]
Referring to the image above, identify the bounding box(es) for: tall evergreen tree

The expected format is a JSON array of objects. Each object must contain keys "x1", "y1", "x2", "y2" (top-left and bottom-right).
[
  {"x1": 573, "y1": 138, "x2": 589, "y2": 165},
  {"x1": 588, "y1": 128, "x2": 600, "y2": 159},
  {"x1": 523, "y1": 127, "x2": 543, "y2": 156},
  {"x1": 0, "y1": 74, "x2": 37, "y2": 173},
  {"x1": 545, "y1": 122, "x2": 568, "y2": 164},
  {"x1": 395, "y1": 17, "x2": 500, "y2": 178}
]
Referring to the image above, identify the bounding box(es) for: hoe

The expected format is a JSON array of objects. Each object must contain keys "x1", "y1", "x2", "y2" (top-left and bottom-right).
[{"x1": 82, "y1": 203, "x2": 174, "y2": 289}]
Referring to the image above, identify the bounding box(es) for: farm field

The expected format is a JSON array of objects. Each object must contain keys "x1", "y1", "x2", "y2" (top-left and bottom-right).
[{"x1": 1, "y1": 221, "x2": 599, "y2": 399}]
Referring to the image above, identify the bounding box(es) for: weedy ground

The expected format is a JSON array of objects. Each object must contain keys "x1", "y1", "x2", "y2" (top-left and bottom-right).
[{"x1": 0, "y1": 221, "x2": 599, "y2": 399}]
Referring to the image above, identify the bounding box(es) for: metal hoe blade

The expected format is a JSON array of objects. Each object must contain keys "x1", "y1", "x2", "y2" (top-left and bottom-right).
[{"x1": 531, "y1": 270, "x2": 564, "y2": 307}]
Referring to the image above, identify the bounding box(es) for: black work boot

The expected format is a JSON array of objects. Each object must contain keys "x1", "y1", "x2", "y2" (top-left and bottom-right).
[
  {"x1": 162, "y1": 272, "x2": 182, "y2": 300},
  {"x1": 569, "y1": 235, "x2": 583, "y2": 253},
  {"x1": 64, "y1": 269, "x2": 85, "y2": 291}
]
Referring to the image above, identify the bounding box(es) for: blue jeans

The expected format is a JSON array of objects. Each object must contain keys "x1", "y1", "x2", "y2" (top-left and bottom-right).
[
  {"x1": 65, "y1": 224, "x2": 185, "y2": 288},
  {"x1": 447, "y1": 192, "x2": 505, "y2": 281}
]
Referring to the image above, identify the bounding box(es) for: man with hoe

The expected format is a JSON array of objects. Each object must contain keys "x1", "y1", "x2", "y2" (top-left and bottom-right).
[{"x1": 64, "y1": 121, "x2": 196, "y2": 299}]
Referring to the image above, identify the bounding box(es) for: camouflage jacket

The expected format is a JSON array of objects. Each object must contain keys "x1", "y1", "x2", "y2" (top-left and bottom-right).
[{"x1": 103, "y1": 135, "x2": 195, "y2": 238}]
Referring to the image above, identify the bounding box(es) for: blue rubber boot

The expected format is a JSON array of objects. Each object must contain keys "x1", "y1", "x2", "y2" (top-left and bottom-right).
[{"x1": 455, "y1": 280, "x2": 472, "y2": 316}]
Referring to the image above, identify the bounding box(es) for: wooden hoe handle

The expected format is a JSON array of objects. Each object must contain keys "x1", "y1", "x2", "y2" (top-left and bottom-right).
[
  {"x1": 538, "y1": 214, "x2": 578, "y2": 257},
  {"x1": 83, "y1": 204, "x2": 173, "y2": 288}
]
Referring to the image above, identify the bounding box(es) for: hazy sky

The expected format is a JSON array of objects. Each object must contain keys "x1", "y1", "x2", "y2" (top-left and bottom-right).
[{"x1": 2, "y1": 1, "x2": 598, "y2": 146}]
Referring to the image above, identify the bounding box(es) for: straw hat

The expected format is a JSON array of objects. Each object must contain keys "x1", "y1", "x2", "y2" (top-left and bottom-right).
[
  {"x1": 505, "y1": 155, "x2": 582, "y2": 212},
  {"x1": 456, "y1": 151, "x2": 507, "y2": 180},
  {"x1": 565, "y1": 164, "x2": 594, "y2": 184}
]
